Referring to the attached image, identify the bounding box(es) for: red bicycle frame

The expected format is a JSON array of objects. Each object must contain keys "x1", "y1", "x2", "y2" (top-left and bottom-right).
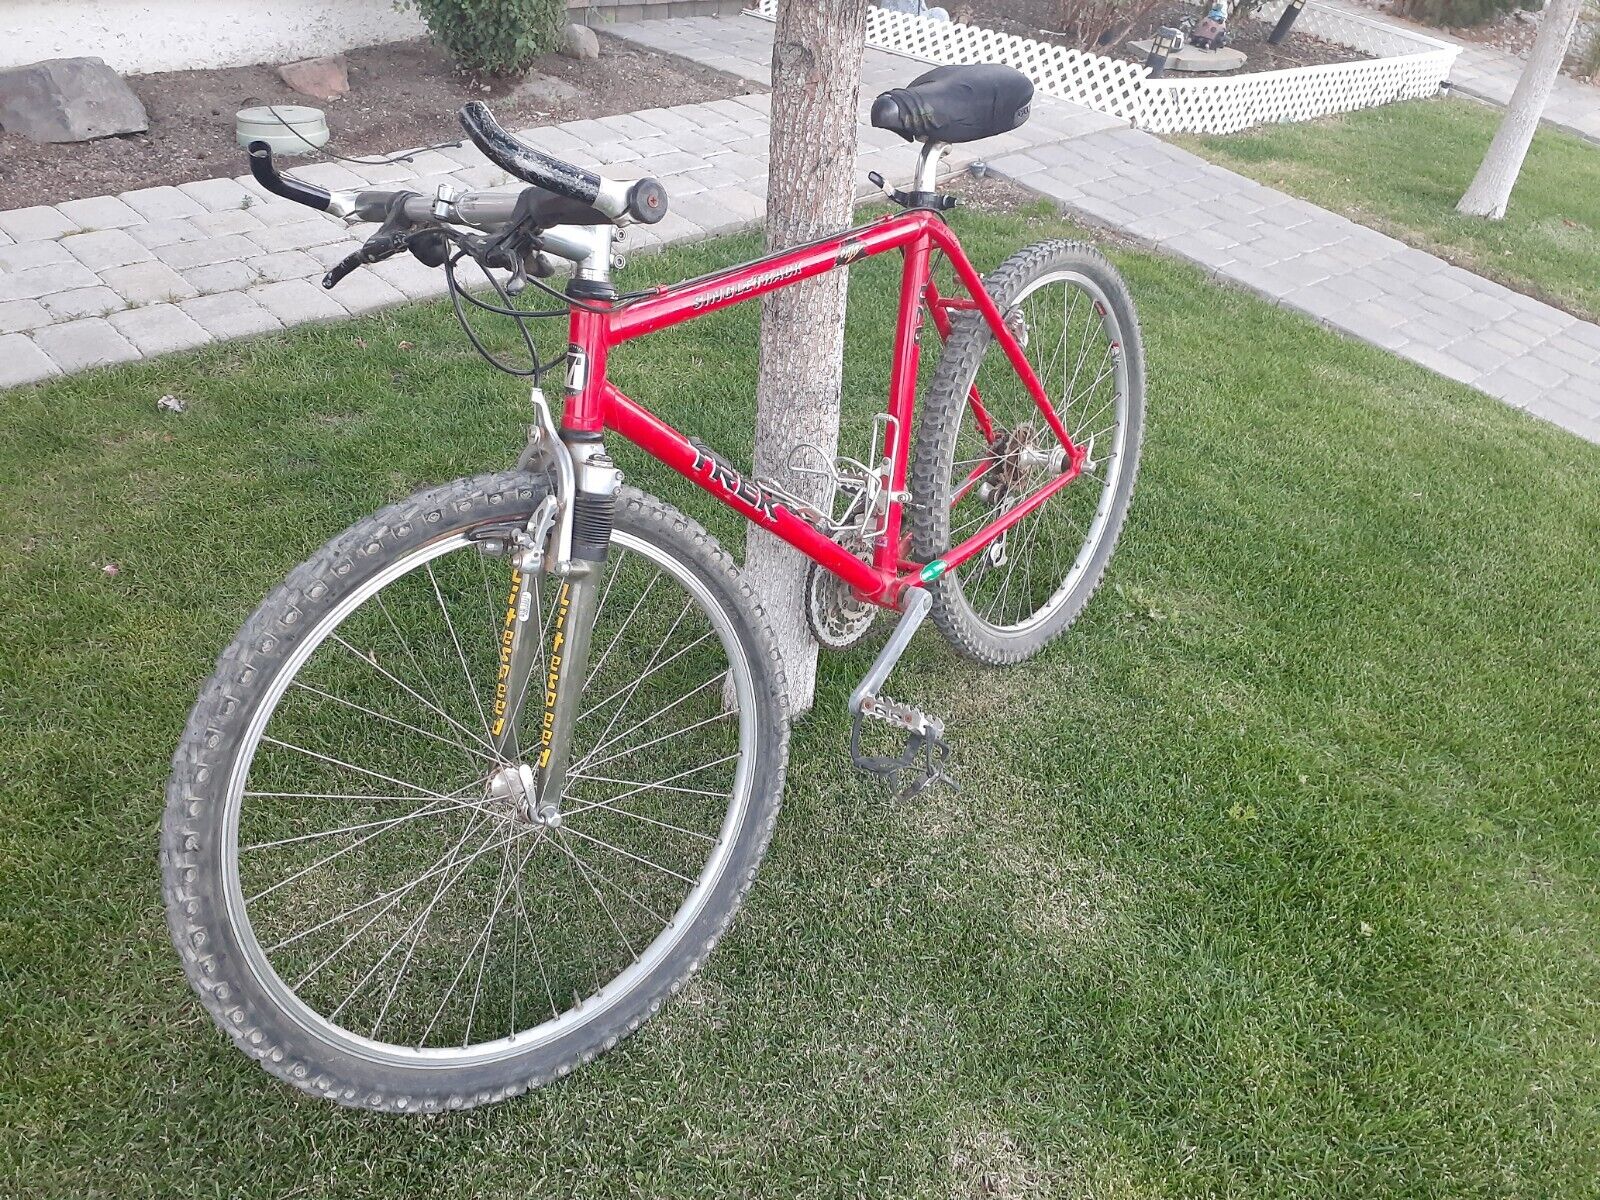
[{"x1": 561, "y1": 207, "x2": 1086, "y2": 609}]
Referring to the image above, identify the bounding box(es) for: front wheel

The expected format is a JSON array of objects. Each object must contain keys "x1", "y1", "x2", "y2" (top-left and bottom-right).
[
  {"x1": 162, "y1": 474, "x2": 788, "y2": 1112},
  {"x1": 910, "y1": 241, "x2": 1145, "y2": 665}
]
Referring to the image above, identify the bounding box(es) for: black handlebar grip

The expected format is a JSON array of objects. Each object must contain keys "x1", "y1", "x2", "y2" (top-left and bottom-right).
[
  {"x1": 627, "y1": 178, "x2": 668, "y2": 225},
  {"x1": 322, "y1": 251, "x2": 365, "y2": 290},
  {"x1": 246, "y1": 141, "x2": 333, "y2": 211},
  {"x1": 458, "y1": 102, "x2": 603, "y2": 208}
]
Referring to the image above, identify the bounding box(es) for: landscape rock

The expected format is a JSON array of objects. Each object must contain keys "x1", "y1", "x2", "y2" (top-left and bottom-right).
[
  {"x1": 560, "y1": 24, "x2": 601, "y2": 61},
  {"x1": 0, "y1": 57, "x2": 148, "y2": 144},
  {"x1": 277, "y1": 54, "x2": 350, "y2": 101},
  {"x1": 512, "y1": 74, "x2": 583, "y2": 106}
]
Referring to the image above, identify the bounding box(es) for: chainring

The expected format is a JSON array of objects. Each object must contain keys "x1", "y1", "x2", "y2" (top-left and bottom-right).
[{"x1": 805, "y1": 537, "x2": 878, "y2": 650}]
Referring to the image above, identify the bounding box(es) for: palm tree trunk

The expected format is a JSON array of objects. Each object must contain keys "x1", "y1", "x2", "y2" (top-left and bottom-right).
[
  {"x1": 1457, "y1": 0, "x2": 1584, "y2": 219},
  {"x1": 745, "y1": 0, "x2": 869, "y2": 714}
]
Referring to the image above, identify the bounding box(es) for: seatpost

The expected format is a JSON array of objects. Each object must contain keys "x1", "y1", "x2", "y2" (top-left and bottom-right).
[{"x1": 914, "y1": 142, "x2": 950, "y2": 196}]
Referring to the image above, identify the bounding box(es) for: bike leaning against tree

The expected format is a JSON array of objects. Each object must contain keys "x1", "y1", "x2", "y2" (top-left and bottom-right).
[{"x1": 162, "y1": 64, "x2": 1145, "y2": 1112}]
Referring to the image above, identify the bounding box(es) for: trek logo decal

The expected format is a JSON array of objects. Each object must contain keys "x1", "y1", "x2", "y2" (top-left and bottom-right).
[
  {"x1": 690, "y1": 442, "x2": 785, "y2": 522},
  {"x1": 691, "y1": 262, "x2": 804, "y2": 310},
  {"x1": 565, "y1": 345, "x2": 588, "y2": 395},
  {"x1": 537, "y1": 582, "x2": 572, "y2": 769},
  {"x1": 490, "y1": 566, "x2": 524, "y2": 740}
]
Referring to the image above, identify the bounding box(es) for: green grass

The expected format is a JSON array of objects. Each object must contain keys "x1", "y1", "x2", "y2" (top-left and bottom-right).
[
  {"x1": 1176, "y1": 96, "x2": 1600, "y2": 322},
  {"x1": 3, "y1": 204, "x2": 1599, "y2": 1198}
]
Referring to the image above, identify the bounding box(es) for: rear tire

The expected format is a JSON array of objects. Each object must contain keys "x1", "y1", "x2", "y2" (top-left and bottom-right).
[{"x1": 910, "y1": 241, "x2": 1145, "y2": 665}]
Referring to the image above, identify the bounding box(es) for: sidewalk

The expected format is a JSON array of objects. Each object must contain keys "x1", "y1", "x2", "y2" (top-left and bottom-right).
[
  {"x1": 623, "y1": 13, "x2": 1600, "y2": 444},
  {"x1": 3, "y1": 11, "x2": 1598, "y2": 446},
  {"x1": 0, "y1": 18, "x2": 1109, "y2": 390},
  {"x1": 1320, "y1": 0, "x2": 1600, "y2": 145}
]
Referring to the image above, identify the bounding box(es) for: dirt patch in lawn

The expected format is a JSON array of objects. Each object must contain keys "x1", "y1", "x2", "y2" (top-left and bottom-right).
[
  {"x1": 0, "y1": 34, "x2": 763, "y2": 211},
  {"x1": 947, "y1": 0, "x2": 1373, "y2": 71}
]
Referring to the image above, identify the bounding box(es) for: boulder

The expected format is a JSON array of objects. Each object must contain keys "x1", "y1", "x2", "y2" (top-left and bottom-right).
[
  {"x1": 0, "y1": 57, "x2": 148, "y2": 144},
  {"x1": 560, "y1": 24, "x2": 601, "y2": 61},
  {"x1": 278, "y1": 54, "x2": 350, "y2": 101}
]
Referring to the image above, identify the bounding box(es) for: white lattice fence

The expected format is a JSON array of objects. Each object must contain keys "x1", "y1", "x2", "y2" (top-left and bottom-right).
[
  {"x1": 749, "y1": 0, "x2": 1150, "y2": 121},
  {"x1": 1139, "y1": 3, "x2": 1456, "y2": 134},
  {"x1": 748, "y1": 0, "x2": 1458, "y2": 136}
]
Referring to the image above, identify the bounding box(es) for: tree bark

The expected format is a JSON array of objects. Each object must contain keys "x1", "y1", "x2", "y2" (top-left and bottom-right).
[
  {"x1": 745, "y1": 0, "x2": 870, "y2": 715},
  {"x1": 1457, "y1": 0, "x2": 1584, "y2": 220}
]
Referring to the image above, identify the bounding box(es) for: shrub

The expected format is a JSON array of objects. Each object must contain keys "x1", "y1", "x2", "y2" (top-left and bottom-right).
[
  {"x1": 1054, "y1": 0, "x2": 1167, "y2": 49},
  {"x1": 405, "y1": 0, "x2": 566, "y2": 77},
  {"x1": 1578, "y1": 5, "x2": 1600, "y2": 80},
  {"x1": 1395, "y1": 0, "x2": 1536, "y2": 29}
]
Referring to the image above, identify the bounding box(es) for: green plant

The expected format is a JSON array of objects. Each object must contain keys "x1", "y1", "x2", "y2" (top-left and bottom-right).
[
  {"x1": 1577, "y1": 6, "x2": 1600, "y2": 79},
  {"x1": 1396, "y1": 0, "x2": 1535, "y2": 28},
  {"x1": 404, "y1": 0, "x2": 565, "y2": 77},
  {"x1": 1053, "y1": 0, "x2": 1166, "y2": 49}
]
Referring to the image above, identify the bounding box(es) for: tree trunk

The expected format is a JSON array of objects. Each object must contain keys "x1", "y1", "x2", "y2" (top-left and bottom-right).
[
  {"x1": 745, "y1": 0, "x2": 870, "y2": 715},
  {"x1": 1457, "y1": 0, "x2": 1584, "y2": 219}
]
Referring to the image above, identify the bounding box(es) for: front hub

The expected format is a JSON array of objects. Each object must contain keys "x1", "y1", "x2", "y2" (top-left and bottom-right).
[{"x1": 486, "y1": 762, "x2": 562, "y2": 826}]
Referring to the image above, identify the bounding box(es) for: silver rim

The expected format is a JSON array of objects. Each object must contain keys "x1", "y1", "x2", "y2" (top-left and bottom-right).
[
  {"x1": 219, "y1": 525, "x2": 758, "y2": 1070},
  {"x1": 944, "y1": 268, "x2": 1131, "y2": 637}
]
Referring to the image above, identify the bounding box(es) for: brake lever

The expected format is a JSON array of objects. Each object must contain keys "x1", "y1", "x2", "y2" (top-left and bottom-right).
[{"x1": 321, "y1": 230, "x2": 408, "y2": 290}]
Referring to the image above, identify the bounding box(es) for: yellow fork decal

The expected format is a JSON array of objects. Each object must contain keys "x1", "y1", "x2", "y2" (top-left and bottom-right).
[
  {"x1": 491, "y1": 568, "x2": 523, "y2": 739},
  {"x1": 537, "y1": 583, "x2": 572, "y2": 769}
]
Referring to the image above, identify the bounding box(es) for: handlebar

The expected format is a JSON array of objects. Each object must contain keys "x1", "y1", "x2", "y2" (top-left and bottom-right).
[
  {"x1": 457, "y1": 103, "x2": 666, "y2": 226},
  {"x1": 244, "y1": 103, "x2": 671, "y2": 294}
]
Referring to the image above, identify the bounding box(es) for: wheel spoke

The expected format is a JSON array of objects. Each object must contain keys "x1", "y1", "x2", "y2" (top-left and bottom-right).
[{"x1": 214, "y1": 512, "x2": 761, "y2": 1064}]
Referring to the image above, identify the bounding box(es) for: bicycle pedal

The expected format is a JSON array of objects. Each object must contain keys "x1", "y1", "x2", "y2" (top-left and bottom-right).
[{"x1": 850, "y1": 696, "x2": 958, "y2": 801}]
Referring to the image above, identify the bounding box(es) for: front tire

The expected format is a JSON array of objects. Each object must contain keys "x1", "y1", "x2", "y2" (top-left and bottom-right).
[{"x1": 162, "y1": 473, "x2": 788, "y2": 1112}]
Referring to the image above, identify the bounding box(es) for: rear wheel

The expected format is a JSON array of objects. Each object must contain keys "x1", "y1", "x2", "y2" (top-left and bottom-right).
[
  {"x1": 163, "y1": 474, "x2": 787, "y2": 1111},
  {"x1": 910, "y1": 241, "x2": 1145, "y2": 665}
]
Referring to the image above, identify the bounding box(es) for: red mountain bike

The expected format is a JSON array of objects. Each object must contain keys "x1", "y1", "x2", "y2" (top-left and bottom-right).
[{"x1": 163, "y1": 65, "x2": 1145, "y2": 1111}]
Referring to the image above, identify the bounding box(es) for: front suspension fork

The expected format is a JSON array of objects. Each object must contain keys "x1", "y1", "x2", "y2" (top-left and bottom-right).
[{"x1": 494, "y1": 388, "x2": 622, "y2": 819}]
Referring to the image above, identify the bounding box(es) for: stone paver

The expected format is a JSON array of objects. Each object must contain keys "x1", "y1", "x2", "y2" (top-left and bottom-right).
[
  {"x1": 0, "y1": 333, "x2": 59, "y2": 387},
  {"x1": 100, "y1": 261, "x2": 200, "y2": 306},
  {"x1": 110, "y1": 305, "x2": 213, "y2": 357},
  {"x1": 56, "y1": 195, "x2": 145, "y2": 231},
  {"x1": 1, "y1": 10, "x2": 1595, "y2": 451},
  {"x1": 250, "y1": 278, "x2": 349, "y2": 325},
  {"x1": 41, "y1": 287, "x2": 124, "y2": 321},
  {"x1": 30, "y1": 319, "x2": 141, "y2": 373},
  {"x1": 0, "y1": 299, "x2": 52, "y2": 334},
  {"x1": 179, "y1": 293, "x2": 283, "y2": 340},
  {"x1": 0, "y1": 206, "x2": 81, "y2": 243}
]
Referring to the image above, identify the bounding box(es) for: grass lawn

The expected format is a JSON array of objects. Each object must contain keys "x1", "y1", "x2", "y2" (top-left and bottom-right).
[
  {"x1": 3, "y1": 202, "x2": 1599, "y2": 1198},
  {"x1": 1176, "y1": 97, "x2": 1600, "y2": 323}
]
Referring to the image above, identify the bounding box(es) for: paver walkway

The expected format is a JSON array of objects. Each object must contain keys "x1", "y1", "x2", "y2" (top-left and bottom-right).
[
  {"x1": 1322, "y1": 0, "x2": 1600, "y2": 145},
  {"x1": 625, "y1": 13, "x2": 1600, "y2": 444},
  {"x1": 3, "y1": 11, "x2": 1598, "y2": 445},
  {"x1": 0, "y1": 19, "x2": 1109, "y2": 390},
  {"x1": 988, "y1": 127, "x2": 1600, "y2": 439}
]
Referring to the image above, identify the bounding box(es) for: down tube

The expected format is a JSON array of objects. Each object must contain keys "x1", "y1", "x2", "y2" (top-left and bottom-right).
[{"x1": 601, "y1": 384, "x2": 897, "y2": 604}]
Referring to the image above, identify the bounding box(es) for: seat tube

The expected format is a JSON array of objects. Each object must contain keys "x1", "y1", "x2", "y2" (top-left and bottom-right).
[{"x1": 877, "y1": 227, "x2": 934, "y2": 573}]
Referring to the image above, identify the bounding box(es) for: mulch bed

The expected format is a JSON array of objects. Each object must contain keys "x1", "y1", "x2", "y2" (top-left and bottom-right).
[
  {"x1": 0, "y1": 34, "x2": 761, "y2": 211},
  {"x1": 948, "y1": 0, "x2": 1373, "y2": 71}
]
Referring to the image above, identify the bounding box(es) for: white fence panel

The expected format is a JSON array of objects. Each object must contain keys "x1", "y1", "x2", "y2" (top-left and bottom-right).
[
  {"x1": 750, "y1": 0, "x2": 1152, "y2": 121},
  {"x1": 748, "y1": 0, "x2": 1459, "y2": 137}
]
